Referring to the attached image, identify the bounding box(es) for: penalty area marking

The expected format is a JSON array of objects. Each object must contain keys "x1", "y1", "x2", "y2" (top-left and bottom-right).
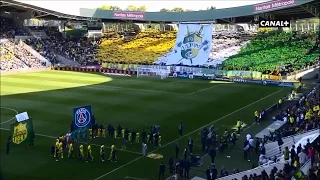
[
  {"x1": 0, "y1": 107, "x2": 18, "y2": 125},
  {"x1": 187, "y1": 84, "x2": 224, "y2": 95},
  {"x1": 0, "y1": 127, "x2": 142, "y2": 155},
  {"x1": 93, "y1": 88, "x2": 285, "y2": 180}
]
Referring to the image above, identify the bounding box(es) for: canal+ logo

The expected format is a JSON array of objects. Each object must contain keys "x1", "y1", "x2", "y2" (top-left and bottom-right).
[{"x1": 259, "y1": 20, "x2": 290, "y2": 27}]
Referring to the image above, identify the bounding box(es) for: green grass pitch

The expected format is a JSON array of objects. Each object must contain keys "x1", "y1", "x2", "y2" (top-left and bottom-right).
[{"x1": 0, "y1": 70, "x2": 291, "y2": 180}]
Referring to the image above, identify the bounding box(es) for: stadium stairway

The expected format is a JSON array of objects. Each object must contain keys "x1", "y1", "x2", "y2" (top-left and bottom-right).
[
  {"x1": 55, "y1": 54, "x2": 81, "y2": 66},
  {"x1": 165, "y1": 176, "x2": 206, "y2": 180},
  {"x1": 216, "y1": 161, "x2": 288, "y2": 180},
  {"x1": 265, "y1": 128, "x2": 320, "y2": 159},
  {"x1": 24, "y1": 26, "x2": 49, "y2": 39},
  {"x1": 20, "y1": 40, "x2": 51, "y2": 67},
  {"x1": 265, "y1": 83, "x2": 320, "y2": 159},
  {"x1": 191, "y1": 177, "x2": 206, "y2": 180}
]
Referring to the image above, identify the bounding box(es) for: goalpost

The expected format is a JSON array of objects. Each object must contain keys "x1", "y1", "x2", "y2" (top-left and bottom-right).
[{"x1": 136, "y1": 66, "x2": 170, "y2": 79}]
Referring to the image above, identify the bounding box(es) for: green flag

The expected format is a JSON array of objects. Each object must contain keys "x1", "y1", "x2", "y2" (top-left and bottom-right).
[{"x1": 10, "y1": 119, "x2": 34, "y2": 145}]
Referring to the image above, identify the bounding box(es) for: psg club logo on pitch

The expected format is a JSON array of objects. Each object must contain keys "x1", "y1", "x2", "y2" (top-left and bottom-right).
[{"x1": 74, "y1": 107, "x2": 91, "y2": 128}]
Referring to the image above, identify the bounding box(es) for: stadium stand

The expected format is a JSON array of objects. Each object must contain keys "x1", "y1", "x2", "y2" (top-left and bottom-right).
[
  {"x1": 0, "y1": 0, "x2": 319, "y2": 179},
  {"x1": 97, "y1": 30, "x2": 176, "y2": 64},
  {"x1": 21, "y1": 28, "x2": 318, "y2": 76},
  {"x1": 0, "y1": 40, "x2": 28, "y2": 71},
  {"x1": 0, "y1": 18, "x2": 48, "y2": 72},
  {"x1": 0, "y1": 39, "x2": 46, "y2": 72},
  {"x1": 261, "y1": 86, "x2": 320, "y2": 144},
  {"x1": 222, "y1": 31, "x2": 319, "y2": 74},
  {"x1": 24, "y1": 26, "x2": 100, "y2": 65},
  {"x1": 0, "y1": 17, "x2": 28, "y2": 38}
]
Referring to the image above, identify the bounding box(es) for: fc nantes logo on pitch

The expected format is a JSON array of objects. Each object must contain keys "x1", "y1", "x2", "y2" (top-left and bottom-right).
[
  {"x1": 175, "y1": 25, "x2": 209, "y2": 65},
  {"x1": 12, "y1": 123, "x2": 28, "y2": 144},
  {"x1": 74, "y1": 107, "x2": 91, "y2": 128}
]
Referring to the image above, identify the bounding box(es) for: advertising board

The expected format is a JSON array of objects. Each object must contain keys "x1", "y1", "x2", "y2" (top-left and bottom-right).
[
  {"x1": 233, "y1": 78, "x2": 262, "y2": 84},
  {"x1": 262, "y1": 80, "x2": 294, "y2": 87}
]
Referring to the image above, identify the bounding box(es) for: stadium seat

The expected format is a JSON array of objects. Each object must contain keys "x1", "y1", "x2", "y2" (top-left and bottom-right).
[
  {"x1": 97, "y1": 30, "x2": 176, "y2": 64},
  {"x1": 222, "y1": 31, "x2": 319, "y2": 74}
]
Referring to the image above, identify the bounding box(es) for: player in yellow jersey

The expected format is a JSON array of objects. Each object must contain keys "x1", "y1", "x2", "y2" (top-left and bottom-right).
[
  {"x1": 86, "y1": 144, "x2": 93, "y2": 162},
  {"x1": 100, "y1": 145, "x2": 105, "y2": 162},
  {"x1": 108, "y1": 145, "x2": 115, "y2": 161},
  {"x1": 147, "y1": 134, "x2": 150, "y2": 143},
  {"x1": 59, "y1": 135, "x2": 63, "y2": 142},
  {"x1": 54, "y1": 139, "x2": 59, "y2": 158},
  {"x1": 78, "y1": 144, "x2": 84, "y2": 160},
  {"x1": 128, "y1": 132, "x2": 132, "y2": 144},
  {"x1": 97, "y1": 128, "x2": 101, "y2": 138},
  {"x1": 102, "y1": 128, "x2": 106, "y2": 138},
  {"x1": 136, "y1": 131, "x2": 140, "y2": 143},
  {"x1": 68, "y1": 142, "x2": 74, "y2": 158},
  {"x1": 89, "y1": 128, "x2": 93, "y2": 139},
  {"x1": 59, "y1": 141, "x2": 63, "y2": 159},
  {"x1": 121, "y1": 129, "x2": 125, "y2": 138},
  {"x1": 114, "y1": 131, "x2": 118, "y2": 139}
]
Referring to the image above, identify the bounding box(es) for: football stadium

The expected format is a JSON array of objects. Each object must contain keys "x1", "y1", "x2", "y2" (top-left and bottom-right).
[{"x1": 0, "y1": 0, "x2": 320, "y2": 180}]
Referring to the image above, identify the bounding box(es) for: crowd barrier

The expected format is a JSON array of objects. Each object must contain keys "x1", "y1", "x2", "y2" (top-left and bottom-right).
[
  {"x1": 1, "y1": 67, "x2": 51, "y2": 76},
  {"x1": 292, "y1": 159, "x2": 312, "y2": 180},
  {"x1": 52, "y1": 66, "x2": 137, "y2": 75},
  {"x1": 53, "y1": 65, "x2": 286, "y2": 83},
  {"x1": 100, "y1": 63, "x2": 282, "y2": 81}
]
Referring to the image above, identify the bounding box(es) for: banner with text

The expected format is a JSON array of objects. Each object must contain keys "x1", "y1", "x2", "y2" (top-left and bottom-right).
[
  {"x1": 112, "y1": 11, "x2": 145, "y2": 20},
  {"x1": 254, "y1": 0, "x2": 296, "y2": 13},
  {"x1": 165, "y1": 24, "x2": 213, "y2": 66},
  {"x1": 262, "y1": 74, "x2": 282, "y2": 80}
]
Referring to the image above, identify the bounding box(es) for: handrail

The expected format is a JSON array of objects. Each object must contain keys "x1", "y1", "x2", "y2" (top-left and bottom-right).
[{"x1": 217, "y1": 161, "x2": 287, "y2": 180}]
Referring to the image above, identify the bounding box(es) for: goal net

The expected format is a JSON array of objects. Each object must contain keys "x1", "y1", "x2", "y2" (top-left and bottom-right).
[{"x1": 137, "y1": 65, "x2": 169, "y2": 79}]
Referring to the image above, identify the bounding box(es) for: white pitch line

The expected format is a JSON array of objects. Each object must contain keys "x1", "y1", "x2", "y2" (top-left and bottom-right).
[
  {"x1": 188, "y1": 84, "x2": 224, "y2": 95},
  {"x1": 0, "y1": 127, "x2": 142, "y2": 155},
  {"x1": 86, "y1": 85, "x2": 185, "y2": 95},
  {"x1": 93, "y1": 88, "x2": 284, "y2": 180},
  {"x1": 125, "y1": 176, "x2": 145, "y2": 180},
  {"x1": 0, "y1": 107, "x2": 18, "y2": 125},
  {"x1": 165, "y1": 175, "x2": 175, "y2": 180}
]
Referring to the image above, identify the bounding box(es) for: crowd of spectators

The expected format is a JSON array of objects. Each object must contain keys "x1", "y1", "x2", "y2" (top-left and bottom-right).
[
  {"x1": 207, "y1": 38, "x2": 249, "y2": 67},
  {"x1": 224, "y1": 86, "x2": 320, "y2": 180},
  {"x1": 0, "y1": 41, "x2": 28, "y2": 71},
  {"x1": 0, "y1": 17, "x2": 28, "y2": 38},
  {"x1": 236, "y1": 135, "x2": 320, "y2": 180},
  {"x1": 25, "y1": 26, "x2": 100, "y2": 65},
  {"x1": 0, "y1": 40, "x2": 46, "y2": 72},
  {"x1": 1, "y1": 17, "x2": 47, "y2": 72},
  {"x1": 262, "y1": 86, "x2": 320, "y2": 144},
  {"x1": 13, "y1": 41, "x2": 45, "y2": 68}
]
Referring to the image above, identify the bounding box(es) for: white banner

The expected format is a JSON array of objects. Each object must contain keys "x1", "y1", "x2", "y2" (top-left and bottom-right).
[
  {"x1": 165, "y1": 24, "x2": 213, "y2": 66},
  {"x1": 16, "y1": 112, "x2": 29, "y2": 122}
]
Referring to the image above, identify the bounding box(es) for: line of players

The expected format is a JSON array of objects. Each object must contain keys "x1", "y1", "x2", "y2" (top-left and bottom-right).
[
  {"x1": 51, "y1": 125, "x2": 162, "y2": 162},
  {"x1": 51, "y1": 134, "x2": 117, "y2": 163},
  {"x1": 87, "y1": 124, "x2": 162, "y2": 149}
]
